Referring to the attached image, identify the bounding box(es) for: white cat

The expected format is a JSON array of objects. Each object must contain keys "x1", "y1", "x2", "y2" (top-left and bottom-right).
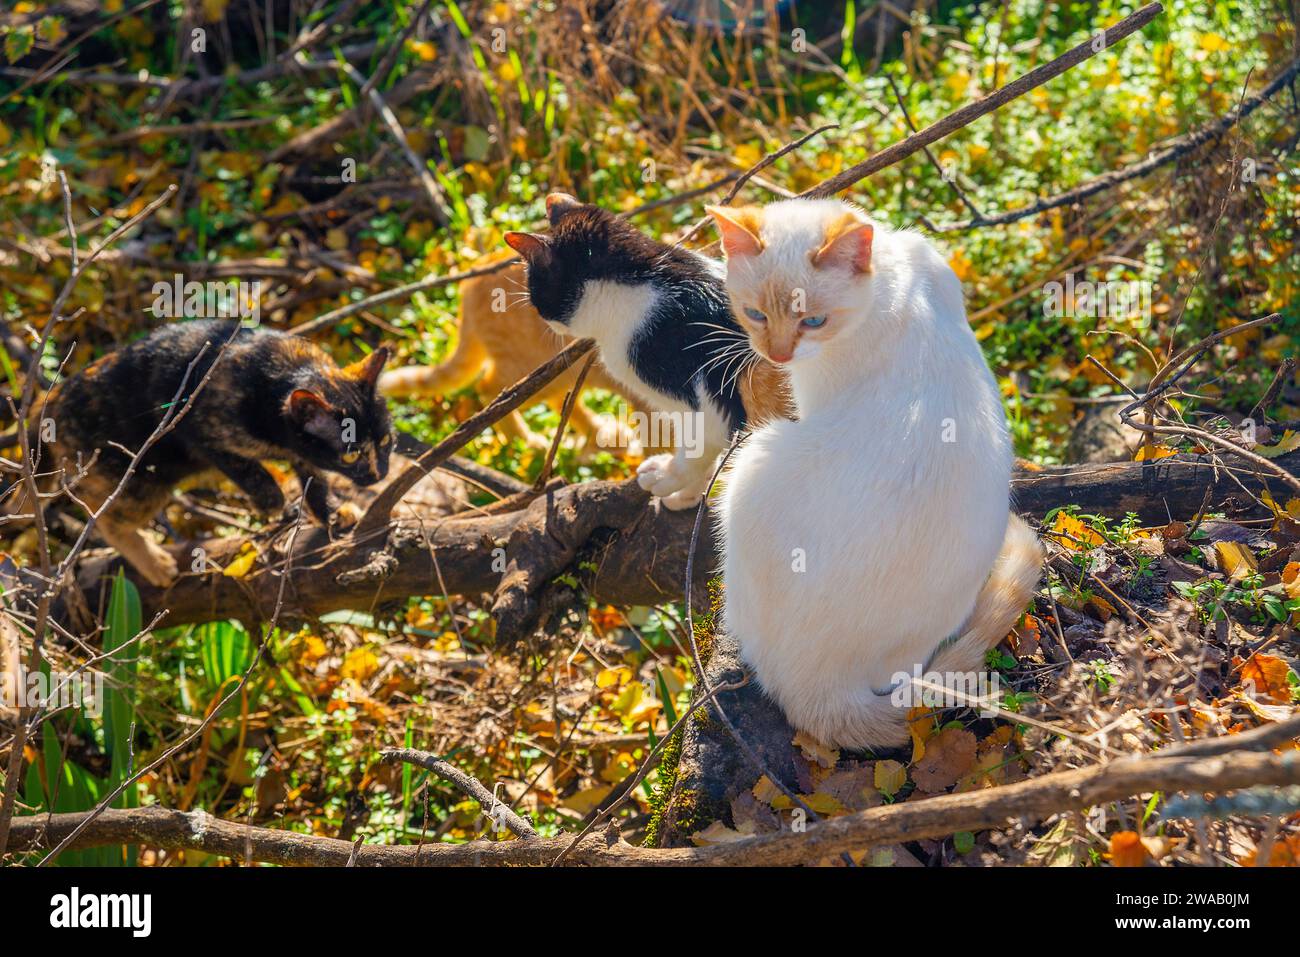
[{"x1": 706, "y1": 199, "x2": 1043, "y2": 750}]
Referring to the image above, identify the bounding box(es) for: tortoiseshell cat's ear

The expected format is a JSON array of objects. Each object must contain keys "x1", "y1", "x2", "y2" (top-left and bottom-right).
[
  {"x1": 504, "y1": 231, "x2": 552, "y2": 267},
  {"x1": 343, "y1": 347, "x2": 389, "y2": 391},
  {"x1": 287, "y1": 388, "x2": 338, "y2": 442},
  {"x1": 706, "y1": 205, "x2": 765, "y2": 258},
  {"x1": 545, "y1": 191, "x2": 583, "y2": 225}
]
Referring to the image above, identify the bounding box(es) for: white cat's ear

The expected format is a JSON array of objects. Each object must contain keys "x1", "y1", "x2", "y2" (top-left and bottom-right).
[
  {"x1": 504, "y1": 231, "x2": 553, "y2": 267},
  {"x1": 545, "y1": 192, "x2": 583, "y2": 225},
  {"x1": 812, "y1": 214, "x2": 873, "y2": 273},
  {"x1": 706, "y1": 205, "x2": 764, "y2": 258}
]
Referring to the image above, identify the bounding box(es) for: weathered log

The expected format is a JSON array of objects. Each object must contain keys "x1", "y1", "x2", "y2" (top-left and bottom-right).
[
  {"x1": 9, "y1": 746, "x2": 1298, "y2": 865},
  {"x1": 56, "y1": 447, "x2": 1300, "y2": 639}
]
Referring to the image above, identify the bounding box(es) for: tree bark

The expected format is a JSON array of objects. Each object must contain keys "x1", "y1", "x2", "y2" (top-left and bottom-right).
[{"x1": 52, "y1": 448, "x2": 1300, "y2": 640}]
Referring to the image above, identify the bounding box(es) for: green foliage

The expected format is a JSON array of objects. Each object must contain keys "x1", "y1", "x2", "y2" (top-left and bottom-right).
[{"x1": 23, "y1": 572, "x2": 140, "y2": 866}]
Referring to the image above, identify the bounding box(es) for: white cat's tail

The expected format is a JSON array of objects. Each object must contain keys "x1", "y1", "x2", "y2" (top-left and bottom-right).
[
  {"x1": 833, "y1": 514, "x2": 1043, "y2": 751},
  {"x1": 926, "y1": 513, "x2": 1043, "y2": 680},
  {"x1": 378, "y1": 333, "x2": 488, "y2": 399}
]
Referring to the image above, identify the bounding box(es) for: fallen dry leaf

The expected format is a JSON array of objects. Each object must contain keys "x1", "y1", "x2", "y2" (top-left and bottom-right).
[{"x1": 911, "y1": 726, "x2": 977, "y2": 792}]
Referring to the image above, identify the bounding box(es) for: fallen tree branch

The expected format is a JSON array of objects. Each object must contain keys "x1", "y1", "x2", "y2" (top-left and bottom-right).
[
  {"x1": 53, "y1": 445, "x2": 1300, "y2": 638},
  {"x1": 8, "y1": 748, "x2": 1296, "y2": 866}
]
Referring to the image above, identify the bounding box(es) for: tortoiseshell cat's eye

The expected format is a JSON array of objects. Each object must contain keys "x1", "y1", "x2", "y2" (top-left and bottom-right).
[{"x1": 342, "y1": 449, "x2": 361, "y2": 464}]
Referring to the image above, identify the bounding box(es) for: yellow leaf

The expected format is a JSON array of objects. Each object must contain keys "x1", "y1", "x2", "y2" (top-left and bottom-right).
[
  {"x1": 1236, "y1": 653, "x2": 1295, "y2": 704},
  {"x1": 560, "y1": 784, "x2": 612, "y2": 816},
  {"x1": 202, "y1": 0, "x2": 229, "y2": 22},
  {"x1": 1255, "y1": 429, "x2": 1300, "y2": 459},
  {"x1": 340, "y1": 647, "x2": 379, "y2": 683},
  {"x1": 1284, "y1": 562, "x2": 1300, "y2": 601},
  {"x1": 691, "y1": 821, "x2": 751, "y2": 845},
  {"x1": 873, "y1": 759, "x2": 907, "y2": 798},
  {"x1": 792, "y1": 730, "x2": 838, "y2": 769},
  {"x1": 752, "y1": 775, "x2": 781, "y2": 805},
  {"x1": 222, "y1": 543, "x2": 258, "y2": 578},
  {"x1": 1108, "y1": 830, "x2": 1150, "y2": 867},
  {"x1": 407, "y1": 39, "x2": 437, "y2": 62},
  {"x1": 325, "y1": 228, "x2": 349, "y2": 251},
  {"x1": 1133, "y1": 443, "x2": 1178, "y2": 461},
  {"x1": 1050, "y1": 512, "x2": 1104, "y2": 551},
  {"x1": 1213, "y1": 541, "x2": 1257, "y2": 581},
  {"x1": 771, "y1": 792, "x2": 844, "y2": 814},
  {"x1": 596, "y1": 665, "x2": 631, "y2": 689}
]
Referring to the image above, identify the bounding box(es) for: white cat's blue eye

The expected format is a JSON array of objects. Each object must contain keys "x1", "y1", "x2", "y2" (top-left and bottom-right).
[
  {"x1": 743, "y1": 307, "x2": 767, "y2": 323},
  {"x1": 801, "y1": 315, "x2": 827, "y2": 328}
]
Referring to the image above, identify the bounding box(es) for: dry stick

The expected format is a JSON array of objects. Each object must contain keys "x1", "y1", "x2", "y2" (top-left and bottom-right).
[
  {"x1": 674, "y1": 123, "x2": 839, "y2": 246},
  {"x1": 11, "y1": 749, "x2": 1298, "y2": 866},
  {"x1": 358, "y1": 0, "x2": 436, "y2": 101},
  {"x1": 1250, "y1": 356, "x2": 1297, "y2": 425},
  {"x1": 379, "y1": 749, "x2": 538, "y2": 840},
  {"x1": 802, "y1": 2, "x2": 1166, "y2": 199},
  {"x1": 37, "y1": 490, "x2": 311, "y2": 865},
  {"x1": 331, "y1": 55, "x2": 452, "y2": 224},
  {"x1": 1096, "y1": 313, "x2": 1300, "y2": 493},
  {"x1": 289, "y1": 257, "x2": 519, "y2": 336},
  {"x1": 532, "y1": 353, "x2": 596, "y2": 492},
  {"x1": 883, "y1": 72, "x2": 986, "y2": 225},
  {"x1": 3, "y1": 0, "x2": 168, "y2": 102},
  {"x1": 933, "y1": 55, "x2": 1300, "y2": 231},
  {"x1": 1153, "y1": 713, "x2": 1300, "y2": 761},
  {"x1": 352, "y1": 337, "x2": 597, "y2": 537}
]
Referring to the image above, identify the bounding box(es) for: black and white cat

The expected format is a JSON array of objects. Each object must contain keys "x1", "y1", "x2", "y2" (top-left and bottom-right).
[{"x1": 505, "y1": 193, "x2": 751, "y2": 509}]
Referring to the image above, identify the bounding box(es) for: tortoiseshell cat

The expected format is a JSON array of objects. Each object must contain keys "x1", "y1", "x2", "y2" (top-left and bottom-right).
[{"x1": 1, "y1": 320, "x2": 392, "y2": 587}]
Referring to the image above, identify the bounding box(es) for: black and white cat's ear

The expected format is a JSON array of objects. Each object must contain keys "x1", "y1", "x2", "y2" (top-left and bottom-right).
[
  {"x1": 504, "y1": 231, "x2": 553, "y2": 267},
  {"x1": 705, "y1": 205, "x2": 765, "y2": 258},
  {"x1": 287, "y1": 389, "x2": 338, "y2": 443},
  {"x1": 544, "y1": 192, "x2": 583, "y2": 225},
  {"x1": 344, "y1": 347, "x2": 389, "y2": 392},
  {"x1": 812, "y1": 213, "x2": 873, "y2": 274}
]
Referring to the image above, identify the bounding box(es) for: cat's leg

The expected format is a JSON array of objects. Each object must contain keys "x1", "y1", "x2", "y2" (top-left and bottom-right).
[
  {"x1": 573, "y1": 402, "x2": 645, "y2": 460},
  {"x1": 497, "y1": 410, "x2": 551, "y2": 451},
  {"x1": 294, "y1": 466, "x2": 334, "y2": 525},
  {"x1": 636, "y1": 404, "x2": 728, "y2": 509},
  {"x1": 98, "y1": 518, "x2": 179, "y2": 588},
  {"x1": 73, "y1": 472, "x2": 179, "y2": 587},
  {"x1": 292, "y1": 466, "x2": 360, "y2": 531},
  {"x1": 204, "y1": 451, "x2": 285, "y2": 515}
]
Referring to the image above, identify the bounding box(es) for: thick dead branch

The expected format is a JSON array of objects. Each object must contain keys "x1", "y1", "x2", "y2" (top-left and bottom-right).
[
  {"x1": 52, "y1": 446, "x2": 1300, "y2": 639},
  {"x1": 9, "y1": 748, "x2": 1296, "y2": 866}
]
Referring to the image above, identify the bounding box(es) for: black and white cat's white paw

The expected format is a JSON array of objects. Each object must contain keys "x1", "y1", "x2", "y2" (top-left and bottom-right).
[
  {"x1": 636, "y1": 453, "x2": 710, "y2": 510},
  {"x1": 635, "y1": 453, "x2": 679, "y2": 494}
]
